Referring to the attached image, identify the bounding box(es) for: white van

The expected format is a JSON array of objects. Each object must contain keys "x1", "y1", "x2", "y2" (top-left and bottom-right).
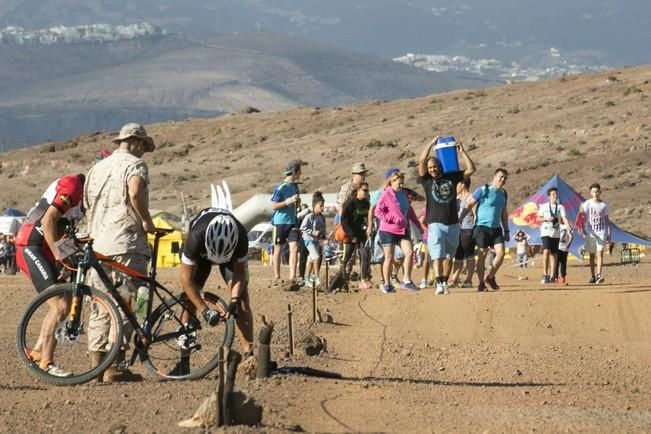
[{"x1": 247, "y1": 222, "x2": 273, "y2": 259}]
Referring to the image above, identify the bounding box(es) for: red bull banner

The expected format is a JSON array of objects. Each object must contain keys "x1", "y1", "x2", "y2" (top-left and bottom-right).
[{"x1": 507, "y1": 174, "x2": 651, "y2": 260}]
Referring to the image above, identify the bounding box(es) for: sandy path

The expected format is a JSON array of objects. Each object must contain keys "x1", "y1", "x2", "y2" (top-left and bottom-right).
[{"x1": 1, "y1": 259, "x2": 650, "y2": 433}]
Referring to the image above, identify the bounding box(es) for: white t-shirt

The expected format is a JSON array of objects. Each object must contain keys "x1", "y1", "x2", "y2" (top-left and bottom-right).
[
  {"x1": 558, "y1": 224, "x2": 571, "y2": 252},
  {"x1": 537, "y1": 202, "x2": 566, "y2": 238},
  {"x1": 582, "y1": 199, "x2": 608, "y2": 233},
  {"x1": 514, "y1": 231, "x2": 529, "y2": 254}
]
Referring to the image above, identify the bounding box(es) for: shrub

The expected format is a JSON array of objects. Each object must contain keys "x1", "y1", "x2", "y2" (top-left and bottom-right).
[
  {"x1": 508, "y1": 106, "x2": 520, "y2": 114},
  {"x1": 623, "y1": 86, "x2": 642, "y2": 96}
]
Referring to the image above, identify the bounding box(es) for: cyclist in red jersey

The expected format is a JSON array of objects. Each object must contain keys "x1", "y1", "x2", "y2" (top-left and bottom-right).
[{"x1": 15, "y1": 174, "x2": 85, "y2": 377}]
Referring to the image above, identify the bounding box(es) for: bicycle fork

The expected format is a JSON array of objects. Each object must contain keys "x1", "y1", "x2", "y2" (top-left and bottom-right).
[{"x1": 63, "y1": 260, "x2": 89, "y2": 343}]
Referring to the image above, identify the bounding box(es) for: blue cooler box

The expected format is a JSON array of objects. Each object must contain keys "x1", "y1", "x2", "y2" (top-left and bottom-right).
[{"x1": 434, "y1": 136, "x2": 460, "y2": 173}]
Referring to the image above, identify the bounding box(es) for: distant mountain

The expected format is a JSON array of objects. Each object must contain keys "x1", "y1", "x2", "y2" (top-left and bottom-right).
[
  {"x1": 0, "y1": 32, "x2": 483, "y2": 148},
  {"x1": 0, "y1": 0, "x2": 648, "y2": 64}
]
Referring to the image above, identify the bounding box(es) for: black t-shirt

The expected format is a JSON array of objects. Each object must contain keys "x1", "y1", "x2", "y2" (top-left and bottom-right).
[
  {"x1": 181, "y1": 208, "x2": 248, "y2": 267},
  {"x1": 341, "y1": 197, "x2": 370, "y2": 241},
  {"x1": 419, "y1": 171, "x2": 464, "y2": 225}
]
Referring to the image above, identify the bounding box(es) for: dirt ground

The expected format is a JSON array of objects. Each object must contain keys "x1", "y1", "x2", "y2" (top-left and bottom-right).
[{"x1": 1, "y1": 253, "x2": 650, "y2": 433}]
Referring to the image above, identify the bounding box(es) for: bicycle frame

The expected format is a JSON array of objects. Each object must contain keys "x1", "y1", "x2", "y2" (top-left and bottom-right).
[{"x1": 68, "y1": 229, "x2": 202, "y2": 361}]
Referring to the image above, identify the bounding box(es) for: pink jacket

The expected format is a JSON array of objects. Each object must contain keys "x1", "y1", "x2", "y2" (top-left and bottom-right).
[{"x1": 374, "y1": 187, "x2": 420, "y2": 236}]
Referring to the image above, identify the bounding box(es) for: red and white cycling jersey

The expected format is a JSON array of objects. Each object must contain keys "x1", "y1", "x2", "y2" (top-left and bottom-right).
[{"x1": 15, "y1": 175, "x2": 84, "y2": 246}]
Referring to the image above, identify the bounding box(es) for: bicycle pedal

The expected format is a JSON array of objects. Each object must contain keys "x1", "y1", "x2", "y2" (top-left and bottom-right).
[{"x1": 179, "y1": 340, "x2": 201, "y2": 351}]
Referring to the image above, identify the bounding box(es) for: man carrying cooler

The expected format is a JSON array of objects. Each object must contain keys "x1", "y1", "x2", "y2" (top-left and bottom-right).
[{"x1": 418, "y1": 136, "x2": 476, "y2": 295}]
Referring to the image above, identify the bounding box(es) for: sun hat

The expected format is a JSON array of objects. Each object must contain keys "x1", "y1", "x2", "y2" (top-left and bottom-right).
[
  {"x1": 351, "y1": 162, "x2": 368, "y2": 174},
  {"x1": 112, "y1": 123, "x2": 155, "y2": 152}
]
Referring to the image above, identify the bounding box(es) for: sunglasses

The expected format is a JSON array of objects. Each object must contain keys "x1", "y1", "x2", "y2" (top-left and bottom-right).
[{"x1": 360, "y1": 189, "x2": 369, "y2": 192}]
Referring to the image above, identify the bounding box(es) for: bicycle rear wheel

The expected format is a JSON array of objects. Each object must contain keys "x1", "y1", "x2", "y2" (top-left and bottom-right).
[
  {"x1": 16, "y1": 283, "x2": 123, "y2": 386},
  {"x1": 141, "y1": 292, "x2": 235, "y2": 380}
]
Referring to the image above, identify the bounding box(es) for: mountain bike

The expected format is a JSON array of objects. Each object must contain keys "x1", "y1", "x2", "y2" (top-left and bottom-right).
[{"x1": 16, "y1": 228, "x2": 235, "y2": 386}]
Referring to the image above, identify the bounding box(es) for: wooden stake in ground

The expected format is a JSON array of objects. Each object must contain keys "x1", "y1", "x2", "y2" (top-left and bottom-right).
[
  {"x1": 325, "y1": 261, "x2": 329, "y2": 290},
  {"x1": 257, "y1": 316, "x2": 274, "y2": 379},
  {"x1": 216, "y1": 346, "x2": 225, "y2": 427},
  {"x1": 287, "y1": 304, "x2": 294, "y2": 356},
  {"x1": 223, "y1": 350, "x2": 242, "y2": 426},
  {"x1": 312, "y1": 279, "x2": 318, "y2": 323}
]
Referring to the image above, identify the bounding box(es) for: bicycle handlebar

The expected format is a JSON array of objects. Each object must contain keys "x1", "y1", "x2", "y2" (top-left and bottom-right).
[{"x1": 154, "y1": 227, "x2": 175, "y2": 237}]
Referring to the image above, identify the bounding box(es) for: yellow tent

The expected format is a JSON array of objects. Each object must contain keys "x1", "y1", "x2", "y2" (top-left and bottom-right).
[{"x1": 148, "y1": 212, "x2": 187, "y2": 268}]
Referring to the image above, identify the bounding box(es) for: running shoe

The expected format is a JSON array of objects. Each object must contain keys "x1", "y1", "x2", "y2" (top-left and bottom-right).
[
  {"x1": 419, "y1": 279, "x2": 428, "y2": 289},
  {"x1": 443, "y1": 282, "x2": 450, "y2": 295},
  {"x1": 588, "y1": 276, "x2": 596, "y2": 284},
  {"x1": 45, "y1": 364, "x2": 73, "y2": 378},
  {"x1": 202, "y1": 308, "x2": 221, "y2": 327},
  {"x1": 477, "y1": 281, "x2": 487, "y2": 292},
  {"x1": 558, "y1": 276, "x2": 567, "y2": 285},
  {"x1": 541, "y1": 275, "x2": 548, "y2": 284},
  {"x1": 485, "y1": 275, "x2": 500, "y2": 290},
  {"x1": 400, "y1": 281, "x2": 418, "y2": 292},
  {"x1": 595, "y1": 274, "x2": 605, "y2": 284},
  {"x1": 435, "y1": 282, "x2": 445, "y2": 295},
  {"x1": 381, "y1": 284, "x2": 394, "y2": 294},
  {"x1": 461, "y1": 281, "x2": 473, "y2": 288}
]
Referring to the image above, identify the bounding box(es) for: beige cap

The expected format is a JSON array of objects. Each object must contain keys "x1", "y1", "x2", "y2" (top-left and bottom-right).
[
  {"x1": 351, "y1": 162, "x2": 367, "y2": 174},
  {"x1": 112, "y1": 123, "x2": 155, "y2": 152}
]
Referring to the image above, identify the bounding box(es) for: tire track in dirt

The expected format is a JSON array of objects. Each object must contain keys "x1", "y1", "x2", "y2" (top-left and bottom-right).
[
  {"x1": 615, "y1": 294, "x2": 643, "y2": 342},
  {"x1": 614, "y1": 292, "x2": 647, "y2": 371},
  {"x1": 473, "y1": 294, "x2": 496, "y2": 341},
  {"x1": 356, "y1": 294, "x2": 387, "y2": 377},
  {"x1": 320, "y1": 394, "x2": 358, "y2": 433}
]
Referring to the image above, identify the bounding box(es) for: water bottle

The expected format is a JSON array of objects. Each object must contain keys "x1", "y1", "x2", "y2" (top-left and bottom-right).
[{"x1": 135, "y1": 286, "x2": 149, "y2": 316}]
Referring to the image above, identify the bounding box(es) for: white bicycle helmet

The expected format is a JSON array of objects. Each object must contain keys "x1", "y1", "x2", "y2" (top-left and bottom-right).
[{"x1": 205, "y1": 213, "x2": 239, "y2": 264}]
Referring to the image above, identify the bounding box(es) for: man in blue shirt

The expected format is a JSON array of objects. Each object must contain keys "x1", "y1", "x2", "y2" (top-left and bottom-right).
[
  {"x1": 459, "y1": 168, "x2": 509, "y2": 291},
  {"x1": 271, "y1": 160, "x2": 302, "y2": 289}
]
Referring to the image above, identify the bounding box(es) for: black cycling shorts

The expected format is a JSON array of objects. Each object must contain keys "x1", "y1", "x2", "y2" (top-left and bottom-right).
[
  {"x1": 191, "y1": 259, "x2": 249, "y2": 293},
  {"x1": 473, "y1": 226, "x2": 505, "y2": 249},
  {"x1": 16, "y1": 245, "x2": 59, "y2": 293},
  {"x1": 454, "y1": 229, "x2": 476, "y2": 260}
]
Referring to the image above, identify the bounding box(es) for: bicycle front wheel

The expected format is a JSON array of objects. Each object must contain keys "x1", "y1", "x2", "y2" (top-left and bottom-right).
[
  {"x1": 16, "y1": 283, "x2": 124, "y2": 386},
  {"x1": 142, "y1": 292, "x2": 235, "y2": 380}
]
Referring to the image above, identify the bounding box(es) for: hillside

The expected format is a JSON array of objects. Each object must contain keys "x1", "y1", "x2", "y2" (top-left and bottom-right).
[
  {"x1": 1, "y1": 65, "x2": 650, "y2": 237},
  {"x1": 0, "y1": 32, "x2": 480, "y2": 148}
]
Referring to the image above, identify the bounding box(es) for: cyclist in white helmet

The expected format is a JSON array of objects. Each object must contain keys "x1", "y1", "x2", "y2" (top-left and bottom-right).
[{"x1": 179, "y1": 208, "x2": 253, "y2": 355}]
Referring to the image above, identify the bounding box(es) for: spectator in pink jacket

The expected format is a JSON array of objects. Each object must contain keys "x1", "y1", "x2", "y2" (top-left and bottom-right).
[{"x1": 374, "y1": 170, "x2": 421, "y2": 293}]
